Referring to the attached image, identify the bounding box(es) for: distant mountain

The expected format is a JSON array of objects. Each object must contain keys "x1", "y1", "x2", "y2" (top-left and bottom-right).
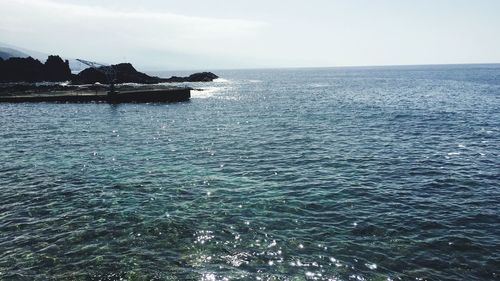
[
  {"x1": 0, "y1": 43, "x2": 49, "y2": 61},
  {"x1": 0, "y1": 47, "x2": 32, "y2": 60},
  {"x1": 0, "y1": 43, "x2": 86, "y2": 72}
]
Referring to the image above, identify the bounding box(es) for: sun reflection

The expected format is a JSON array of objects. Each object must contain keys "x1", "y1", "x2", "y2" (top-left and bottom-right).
[{"x1": 194, "y1": 230, "x2": 214, "y2": 245}]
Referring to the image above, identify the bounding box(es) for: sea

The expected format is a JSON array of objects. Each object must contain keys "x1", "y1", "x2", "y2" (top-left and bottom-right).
[{"x1": 0, "y1": 65, "x2": 499, "y2": 281}]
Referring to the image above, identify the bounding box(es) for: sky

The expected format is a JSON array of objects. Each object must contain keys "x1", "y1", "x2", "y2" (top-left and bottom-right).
[{"x1": 1, "y1": 0, "x2": 500, "y2": 70}]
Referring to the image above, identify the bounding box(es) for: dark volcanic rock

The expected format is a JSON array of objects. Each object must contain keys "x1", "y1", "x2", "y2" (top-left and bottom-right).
[
  {"x1": 187, "y1": 72, "x2": 219, "y2": 82},
  {"x1": 161, "y1": 72, "x2": 219, "y2": 83},
  {"x1": 72, "y1": 62, "x2": 219, "y2": 85},
  {"x1": 0, "y1": 57, "x2": 45, "y2": 82},
  {"x1": 44, "y1": 55, "x2": 72, "y2": 82},
  {"x1": 0, "y1": 49, "x2": 219, "y2": 84},
  {"x1": 0, "y1": 55, "x2": 72, "y2": 82},
  {"x1": 72, "y1": 63, "x2": 162, "y2": 85},
  {"x1": 72, "y1": 68, "x2": 108, "y2": 84},
  {"x1": 112, "y1": 63, "x2": 161, "y2": 84}
]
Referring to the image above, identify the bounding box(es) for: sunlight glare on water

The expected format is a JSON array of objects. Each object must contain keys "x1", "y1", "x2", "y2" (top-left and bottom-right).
[{"x1": 0, "y1": 65, "x2": 499, "y2": 280}]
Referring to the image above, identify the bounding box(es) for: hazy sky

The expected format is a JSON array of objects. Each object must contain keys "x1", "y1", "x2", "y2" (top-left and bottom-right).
[{"x1": 1, "y1": 0, "x2": 500, "y2": 70}]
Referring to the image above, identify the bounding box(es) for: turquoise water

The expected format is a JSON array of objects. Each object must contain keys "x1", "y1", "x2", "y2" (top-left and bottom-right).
[{"x1": 0, "y1": 65, "x2": 499, "y2": 280}]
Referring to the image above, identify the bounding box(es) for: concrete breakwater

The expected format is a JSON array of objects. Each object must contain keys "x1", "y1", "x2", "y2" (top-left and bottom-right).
[{"x1": 0, "y1": 88, "x2": 191, "y2": 103}]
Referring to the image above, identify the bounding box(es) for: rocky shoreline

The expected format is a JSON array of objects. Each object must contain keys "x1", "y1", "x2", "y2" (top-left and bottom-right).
[{"x1": 0, "y1": 55, "x2": 218, "y2": 85}]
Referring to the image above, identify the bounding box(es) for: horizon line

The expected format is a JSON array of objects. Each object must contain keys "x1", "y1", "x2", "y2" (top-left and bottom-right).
[{"x1": 144, "y1": 62, "x2": 500, "y2": 73}]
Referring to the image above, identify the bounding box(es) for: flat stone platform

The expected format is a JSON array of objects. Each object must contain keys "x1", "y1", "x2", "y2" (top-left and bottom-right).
[{"x1": 0, "y1": 88, "x2": 190, "y2": 103}]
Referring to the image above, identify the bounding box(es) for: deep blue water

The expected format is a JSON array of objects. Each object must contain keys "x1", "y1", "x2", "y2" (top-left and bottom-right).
[{"x1": 0, "y1": 65, "x2": 499, "y2": 280}]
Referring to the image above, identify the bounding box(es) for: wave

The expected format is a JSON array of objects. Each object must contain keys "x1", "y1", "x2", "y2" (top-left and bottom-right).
[
  {"x1": 191, "y1": 87, "x2": 221, "y2": 99},
  {"x1": 213, "y1": 78, "x2": 231, "y2": 83}
]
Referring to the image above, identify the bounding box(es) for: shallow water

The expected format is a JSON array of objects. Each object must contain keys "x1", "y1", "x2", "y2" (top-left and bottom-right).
[{"x1": 1, "y1": 65, "x2": 499, "y2": 280}]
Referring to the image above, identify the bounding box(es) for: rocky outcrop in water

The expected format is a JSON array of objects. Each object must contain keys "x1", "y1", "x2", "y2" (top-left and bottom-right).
[
  {"x1": 163, "y1": 72, "x2": 219, "y2": 83},
  {"x1": 72, "y1": 63, "x2": 219, "y2": 84},
  {"x1": 0, "y1": 55, "x2": 72, "y2": 82},
  {"x1": 72, "y1": 63, "x2": 162, "y2": 84}
]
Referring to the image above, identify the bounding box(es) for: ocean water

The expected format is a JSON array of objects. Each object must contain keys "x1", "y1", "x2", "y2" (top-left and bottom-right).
[{"x1": 0, "y1": 65, "x2": 499, "y2": 281}]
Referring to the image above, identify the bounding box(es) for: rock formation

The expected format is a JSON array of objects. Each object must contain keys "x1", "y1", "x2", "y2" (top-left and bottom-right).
[
  {"x1": 72, "y1": 63, "x2": 219, "y2": 85},
  {"x1": 163, "y1": 72, "x2": 219, "y2": 83},
  {"x1": 0, "y1": 57, "x2": 45, "y2": 82},
  {"x1": 72, "y1": 68, "x2": 108, "y2": 84},
  {"x1": 0, "y1": 54, "x2": 218, "y2": 84},
  {"x1": 0, "y1": 55, "x2": 72, "y2": 82},
  {"x1": 112, "y1": 63, "x2": 161, "y2": 84},
  {"x1": 44, "y1": 55, "x2": 72, "y2": 82}
]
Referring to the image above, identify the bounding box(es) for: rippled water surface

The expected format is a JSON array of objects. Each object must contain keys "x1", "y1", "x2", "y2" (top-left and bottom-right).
[{"x1": 1, "y1": 65, "x2": 499, "y2": 280}]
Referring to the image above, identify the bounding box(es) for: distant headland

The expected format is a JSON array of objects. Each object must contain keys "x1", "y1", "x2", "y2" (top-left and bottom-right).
[{"x1": 0, "y1": 55, "x2": 218, "y2": 84}]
